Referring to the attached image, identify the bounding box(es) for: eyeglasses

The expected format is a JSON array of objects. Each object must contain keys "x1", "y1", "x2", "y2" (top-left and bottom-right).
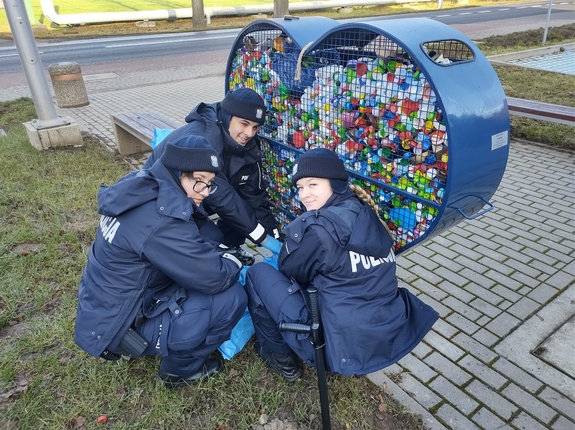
[{"x1": 193, "y1": 179, "x2": 218, "y2": 195}]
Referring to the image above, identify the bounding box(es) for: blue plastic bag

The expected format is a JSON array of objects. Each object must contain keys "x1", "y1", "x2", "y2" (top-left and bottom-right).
[
  {"x1": 218, "y1": 257, "x2": 279, "y2": 360},
  {"x1": 150, "y1": 128, "x2": 173, "y2": 149}
]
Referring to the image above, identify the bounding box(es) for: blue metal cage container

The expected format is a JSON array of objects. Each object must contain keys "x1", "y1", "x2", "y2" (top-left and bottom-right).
[{"x1": 225, "y1": 16, "x2": 510, "y2": 254}]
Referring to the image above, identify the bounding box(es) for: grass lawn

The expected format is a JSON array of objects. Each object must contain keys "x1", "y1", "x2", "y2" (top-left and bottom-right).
[{"x1": 0, "y1": 3, "x2": 574, "y2": 429}]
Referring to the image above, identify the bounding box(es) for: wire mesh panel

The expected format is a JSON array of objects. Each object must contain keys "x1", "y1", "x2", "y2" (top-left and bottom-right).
[{"x1": 226, "y1": 17, "x2": 509, "y2": 254}]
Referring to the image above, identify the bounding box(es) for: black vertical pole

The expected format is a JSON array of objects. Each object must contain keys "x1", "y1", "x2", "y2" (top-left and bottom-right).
[
  {"x1": 307, "y1": 287, "x2": 331, "y2": 430},
  {"x1": 279, "y1": 287, "x2": 331, "y2": 430}
]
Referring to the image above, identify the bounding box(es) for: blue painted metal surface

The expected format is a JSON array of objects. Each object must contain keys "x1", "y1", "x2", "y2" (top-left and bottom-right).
[{"x1": 225, "y1": 16, "x2": 510, "y2": 254}]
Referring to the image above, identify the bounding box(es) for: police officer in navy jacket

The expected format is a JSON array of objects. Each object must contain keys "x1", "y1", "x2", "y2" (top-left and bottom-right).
[
  {"x1": 145, "y1": 88, "x2": 282, "y2": 263},
  {"x1": 75, "y1": 136, "x2": 247, "y2": 388},
  {"x1": 245, "y1": 149, "x2": 438, "y2": 380}
]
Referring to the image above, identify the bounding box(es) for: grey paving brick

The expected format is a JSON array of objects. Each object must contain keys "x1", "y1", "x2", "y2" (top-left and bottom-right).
[
  {"x1": 411, "y1": 341, "x2": 434, "y2": 360},
  {"x1": 490, "y1": 284, "x2": 521, "y2": 303},
  {"x1": 427, "y1": 242, "x2": 461, "y2": 262},
  {"x1": 538, "y1": 387, "x2": 575, "y2": 422},
  {"x1": 468, "y1": 297, "x2": 501, "y2": 318},
  {"x1": 479, "y1": 258, "x2": 515, "y2": 277},
  {"x1": 403, "y1": 255, "x2": 441, "y2": 272},
  {"x1": 552, "y1": 415, "x2": 575, "y2": 430},
  {"x1": 484, "y1": 312, "x2": 521, "y2": 338},
  {"x1": 502, "y1": 383, "x2": 557, "y2": 425},
  {"x1": 505, "y1": 258, "x2": 544, "y2": 279},
  {"x1": 432, "y1": 319, "x2": 459, "y2": 338},
  {"x1": 397, "y1": 353, "x2": 438, "y2": 383},
  {"x1": 383, "y1": 362, "x2": 403, "y2": 375},
  {"x1": 490, "y1": 234, "x2": 525, "y2": 251},
  {"x1": 542, "y1": 241, "x2": 574, "y2": 259},
  {"x1": 436, "y1": 404, "x2": 480, "y2": 430},
  {"x1": 465, "y1": 284, "x2": 503, "y2": 306},
  {"x1": 510, "y1": 270, "x2": 542, "y2": 289},
  {"x1": 522, "y1": 248, "x2": 563, "y2": 273},
  {"x1": 428, "y1": 235, "x2": 455, "y2": 250},
  {"x1": 527, "y1": 283, "x2": 560, "y2": 304},
  {"x1": 464, "y1": 224, "x2": 496, "y2": 241},
  {"x1": 496, "y1": 245, "x2": 534, "y2": 264},
  {"x1": 424, "y1": 352, "x2": 472, "y2": 386},
  {"x1": 453, "y1": 333, "x2": 499, "y2": 365},
  {"x1": 508, "y1": 226, "x2": 544, "y2": 244},
  {"x1": 430, "y1": 375, "x2": 479, "y2": 415},
  {"x1": 465, "y1": 380, "x2": 517, "y2": 421},
  {"x1": 464, "y1": 274, "x2": 498, "y2": 292},
  {"x1": 411, "y1": 280, "x2": 449, "y2": 301},
  {"x1": 397, "y1": 373, "x2": 442, "y2": 409},
  {"x1": 473, "y1": 329, "x2": 500, "y2": 348},
  {"x1": 491, "y1": 357, "x2": 543, "y2": 394},
  {"x1": 458, "y1": 354, "x2": 509, "y2": 391},
  {"x1": 471, "y1": 407, "x2": 510, "y2": 430},
  {"x1": 403, "y1": 245, "x2": 436, "y2": 260},
  {"x1": 544, "y1": 265, "x2": 575, "y2": 289},
  {"x1": 434, "y1": 259, "x2": 466, "y2": 275},
  {"x1": 511, "y1": 411, "x2": 551, "y2": 430},
  {"x1": 408, "y1": 264, "x2": 446, "y2": 286},
  {"x1": 543, "y1": 210, "x2": 573, "y2": 225},
  {"x1": 475, "y1": 315, "x2": 492, "y2": 327},
  {"x1": 456, "y1": 257, "x2": 490, "y2": 274},
  {"x1": 438, "y1": 280, "x2": 475, "y2": 302},
  {"x1": 495, "y1": 226, "x2": 526, "y2": 243},
  {"x1": 516, "y1": 237, "x2": 552, "y2": 255},
  {"x1": 485, "y1": 270, "x2": 523, "y2": 291},
  {"x1": 505, "y1": 296, "x2": 540, "y2": 320},
  {"x1": 443, "y1": 296, "x2": 482, "y2": 321},
  {"x1": 446, "y1": 313, "x2": 480, "y2": 335},
  {"x1": 450, "y1": 243, "x2": 483, "y2": 260},
  {"x1": 498, "y1": 299, "x2": 513, "y2": 311},
  {"x1": 426, "y1": 331, "x2": 467, "y2": 360}
]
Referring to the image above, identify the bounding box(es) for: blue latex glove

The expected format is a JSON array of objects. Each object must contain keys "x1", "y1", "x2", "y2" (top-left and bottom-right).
[{"x1": 262, "y1": 235, "x2": 282, "y2": 255}]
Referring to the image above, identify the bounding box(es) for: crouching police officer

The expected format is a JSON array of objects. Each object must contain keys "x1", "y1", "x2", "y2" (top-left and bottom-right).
[
  {"x1": 74, "y1": 136, "x2": 247, "y2": 388},
  {"x1": 145, "y1": 88, "x2": 283, "y2": 265}
]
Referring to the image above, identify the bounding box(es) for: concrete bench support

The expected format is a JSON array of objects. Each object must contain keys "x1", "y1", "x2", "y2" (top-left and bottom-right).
[{"x1": 111, "y1": 111, "x2": 183, "y2": 156}]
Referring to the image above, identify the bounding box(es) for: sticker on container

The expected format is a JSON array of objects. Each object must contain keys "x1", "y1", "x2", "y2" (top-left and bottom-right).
[{"x1": 491, "y1": 131, "x2": 508, "y2": 151}]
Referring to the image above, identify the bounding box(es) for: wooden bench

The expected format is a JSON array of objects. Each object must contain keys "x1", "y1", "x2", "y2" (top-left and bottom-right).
[
  {"x1": 111, "y1": 111, "x2": 184, "y2": 156},
  {"x1": 507, "y1": 97, "x2": 575, "y2": 127}
]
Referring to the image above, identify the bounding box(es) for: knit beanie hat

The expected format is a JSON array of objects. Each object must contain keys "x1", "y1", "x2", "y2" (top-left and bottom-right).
[
  {"x1": 221, "y1": 88, "x2": 267, "y2": 124},
  {"x1": 160, "y1": 136, "x2": 220, "y2": 173},
  {"x1": 291, "y1": 148, "x2": 349, "y2": 192}
]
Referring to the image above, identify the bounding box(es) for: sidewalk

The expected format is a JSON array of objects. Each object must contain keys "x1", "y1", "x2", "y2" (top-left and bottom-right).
[{"x1": 6, "y1": 57, "x2": 575, "y2": 429}]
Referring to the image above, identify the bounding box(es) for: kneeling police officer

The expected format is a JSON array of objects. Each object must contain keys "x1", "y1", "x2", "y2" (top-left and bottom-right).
[{"x1": 74, "y1": 136, "x2": 247, "y2": 388}]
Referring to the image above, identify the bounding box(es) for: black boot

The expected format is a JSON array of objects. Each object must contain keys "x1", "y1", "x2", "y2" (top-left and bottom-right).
[
  {"x1": 158, "y1": 357, "x2": 222, "y2": 388},
  {"x1": 255, "y1": 342, "x2": 302, "y2": 382}
]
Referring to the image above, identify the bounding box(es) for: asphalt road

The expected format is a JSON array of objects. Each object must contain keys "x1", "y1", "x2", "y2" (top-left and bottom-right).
[
  {"x1": 1, "y1": 1, "x2": 574, "y2": 73},
  {"x1": 0, "y1": 1, "x2": 573, "y2": 92}
]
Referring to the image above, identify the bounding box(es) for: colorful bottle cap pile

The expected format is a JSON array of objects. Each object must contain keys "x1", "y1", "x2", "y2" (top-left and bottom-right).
[{"x1": 228, "y1": 31, "x2": 449, "y2": 251}]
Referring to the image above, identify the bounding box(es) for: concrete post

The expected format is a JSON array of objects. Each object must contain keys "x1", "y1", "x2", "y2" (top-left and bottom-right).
[
  {"x1": 48, "y1": 62, "x2": 89, "y2": 108},
  {"x1": 4, "y1": 0, "x2": 83, "y2": 149}
]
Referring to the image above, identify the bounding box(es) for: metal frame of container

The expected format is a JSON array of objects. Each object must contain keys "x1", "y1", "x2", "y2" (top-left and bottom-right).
[{"x1": 225, "y1": 16, "x2": 510, "y2": 254}]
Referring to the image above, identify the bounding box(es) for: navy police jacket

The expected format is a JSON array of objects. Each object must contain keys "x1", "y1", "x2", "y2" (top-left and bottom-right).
[
  {"x1": 74, "y1": 159, "x2": 242, "y2": 358},
  {"x1": 279, "y1": 190, "x2": 438, "y2": 375},
  {"x1": 144, "y1": 102, "x2": 277, "y2": 242}
]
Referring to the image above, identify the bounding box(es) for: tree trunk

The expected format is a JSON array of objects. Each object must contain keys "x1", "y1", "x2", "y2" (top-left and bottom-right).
[
  {"x1": 273, "y1": 0, "x2": 289, "y2": 18},
  {"x1": 192, "y1": 0, "x2": 207, "y2": 28}
]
